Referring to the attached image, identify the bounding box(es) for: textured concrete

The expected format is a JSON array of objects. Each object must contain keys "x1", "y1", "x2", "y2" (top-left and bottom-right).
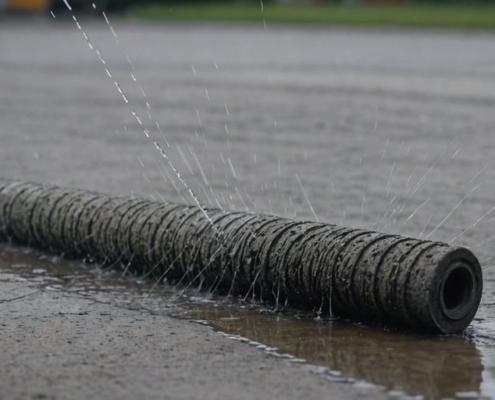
[
  {"x1": 2, "y1": 16, "x2": 495, "y2": 399},
  {"x1": 1, "y1": 265, "x2": 386, "y2": 400}
]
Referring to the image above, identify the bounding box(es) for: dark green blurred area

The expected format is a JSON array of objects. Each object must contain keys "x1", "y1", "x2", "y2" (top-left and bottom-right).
[
  {"x1": 51, "y1": 0, "x2": 495, "y2": 12},
  {"x1": 52, "y1": 0, "x2": 276, "y2": 12},
  {"x1": 39, "y1": 0, "x2": 495, "y2": 29}
]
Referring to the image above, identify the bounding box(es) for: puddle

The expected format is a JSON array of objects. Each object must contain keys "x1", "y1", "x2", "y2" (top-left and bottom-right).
[{"x1": 0, "y1": 243, "x2": 493, "y2": 400}]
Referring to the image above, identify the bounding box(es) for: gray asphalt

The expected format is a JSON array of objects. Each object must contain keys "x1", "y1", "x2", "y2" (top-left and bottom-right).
[{"x1": 2, "y1": 15, "x2": 495, "y2": 399}]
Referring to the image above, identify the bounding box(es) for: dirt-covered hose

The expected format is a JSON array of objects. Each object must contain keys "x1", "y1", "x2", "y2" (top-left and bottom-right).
[{"x1": 0, "y1": 178, "x2": 483, "y2": 333}]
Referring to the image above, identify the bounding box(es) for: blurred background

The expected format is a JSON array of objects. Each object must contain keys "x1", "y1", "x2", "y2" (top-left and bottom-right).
[{"x1": 2, "y1": 0, "x2": 495, "y2": 29}]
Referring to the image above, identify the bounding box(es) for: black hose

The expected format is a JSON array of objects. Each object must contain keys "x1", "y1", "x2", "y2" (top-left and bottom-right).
[{"x1": 0, "y1": 178, "x2": 483, "y2": 333}]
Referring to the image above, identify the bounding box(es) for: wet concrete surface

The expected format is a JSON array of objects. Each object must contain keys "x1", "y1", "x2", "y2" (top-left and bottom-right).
[
  {"x1": 0, "y1": 244, "x2": 488, "y2": 400},
  {"x1": 2, "y1": 16, "x2": 495, "y2": 399},
  {"x1": 0, "y1": 245, "x2": 389, "y2": 400}
]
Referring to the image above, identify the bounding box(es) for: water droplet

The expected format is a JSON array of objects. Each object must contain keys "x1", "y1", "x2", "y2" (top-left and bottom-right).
[{"x1": 63, "y1": 0, "x2": 72, "y2": 11}]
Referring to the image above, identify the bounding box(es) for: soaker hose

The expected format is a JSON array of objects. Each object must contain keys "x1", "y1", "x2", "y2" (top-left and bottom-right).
[{"x1": 0, "y1": 179, "x2": 482, "y2": 333}]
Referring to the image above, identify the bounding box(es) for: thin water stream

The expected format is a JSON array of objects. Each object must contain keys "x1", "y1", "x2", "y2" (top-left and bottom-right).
[{"x1": 1, "y1": 243, "x2": 493, "y2": 400}]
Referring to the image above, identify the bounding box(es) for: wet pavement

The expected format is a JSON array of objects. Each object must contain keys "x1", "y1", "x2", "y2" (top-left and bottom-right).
[
  {"x1": 0, "y1": 244, "x2": 492, "y2": 399},
  {"x1": 2, "y1": 16, "x2": 495, "y2": 400}
]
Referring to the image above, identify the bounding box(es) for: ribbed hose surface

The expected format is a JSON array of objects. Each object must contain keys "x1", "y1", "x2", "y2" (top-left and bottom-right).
[{"x1": 0, "y1": 179, "x2": 483, "y2": 333}]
